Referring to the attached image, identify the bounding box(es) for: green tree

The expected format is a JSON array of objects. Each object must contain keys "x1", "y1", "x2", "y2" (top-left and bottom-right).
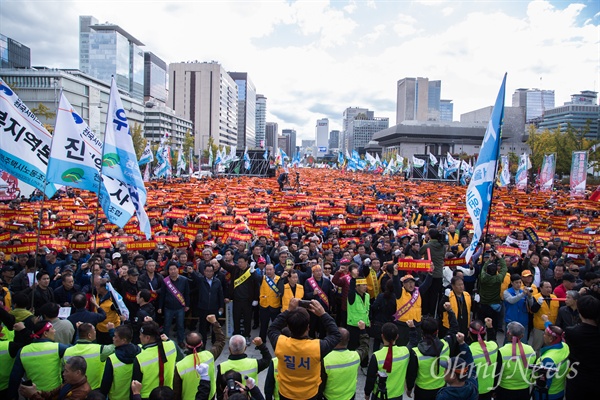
[
  {"x1": 182, "y1": 130, "x2": 195, "y2": 158},
  {"x1": 31, "y1": 103, "x2": 56, "y2": 133},
  {"x1": 508, "y1": 152, "x2": 520, "y2": 175},
  {"x1": 131, "y1": 123, "x2": 146, "y2": 160},
  {"x1": 202, "y1": 136, "x2": 219, "y2": 162}
]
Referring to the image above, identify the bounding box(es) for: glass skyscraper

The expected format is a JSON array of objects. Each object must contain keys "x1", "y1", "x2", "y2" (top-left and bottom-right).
[
  {"x1": 255, "y1": 94, "x2": 267, "y2": 148},
  {"x1": 229, "y1": 72, "x2": 256, "y2": 149}
]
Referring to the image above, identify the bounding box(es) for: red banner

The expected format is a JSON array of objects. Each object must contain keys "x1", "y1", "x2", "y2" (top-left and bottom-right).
[
  {"x1": 496, "y1": 246, "x2": 522, "y2": 256},
  {"x1": 562, "y1": 245, "x2": 588, "y2": 255},
  {"x1": 396, "y1": 258, "x2": 433, "y2": 271},
  {"x1": 127, "y1": 240, "x2": 158, "y2": 251},
  {"x1": 444, "y1": 257, "x2": 467, "y2": 267},
  {"x1": 0, "y1": 243, "x2": 37, "y2": 254}
]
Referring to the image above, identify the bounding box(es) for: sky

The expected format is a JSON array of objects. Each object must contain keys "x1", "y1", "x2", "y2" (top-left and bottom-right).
[{"x1": 1, "y1": 0, "x2": 599, "y2": 143}]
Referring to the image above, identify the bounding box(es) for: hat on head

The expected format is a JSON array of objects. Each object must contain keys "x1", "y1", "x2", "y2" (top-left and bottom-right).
[
  {"x1": 521, "y1": 270, "x2": 532, "y2": 277},
  {"x1": 290, "y1": 233, "x2": 299, "y2": 239},
  {"x1": 401, "y1": 274, "x2": 416, "y2": 283},
  {"x1": 71, "y1": 249, "x2": 80, "y2": 253},
  {"x1": 279, "y1": 246, "x2": 289, "y2": 253},
  {"x1": 340, "y1": 258, "x2": 351, "y2": 265},
  {"x1": 112, "y1": 252, "x2": 122, "y2": 260},
  {"x1": 439, "y1": 355, "x2": 470, "y2": 376},
  {"x1": 127, "y1": 267, "x2": 140, "y2": 276},
  {"x1": 1, "y1": 265, "x2": 15, "y2": 273},
  {"x1": 356, "y1": 278, "x2": 367, "y2": 285},
  {"x1": 257, "y1": 257, "x2": 266, "y2": 264}
]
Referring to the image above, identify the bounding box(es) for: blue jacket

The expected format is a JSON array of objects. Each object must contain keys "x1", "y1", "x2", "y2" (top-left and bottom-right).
[{"x1": 503, "y1": 287, "x2": 530, "y2": 326}]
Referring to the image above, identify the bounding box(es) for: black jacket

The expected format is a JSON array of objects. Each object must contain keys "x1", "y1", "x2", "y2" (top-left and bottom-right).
[{"x1": 189, "y1": 272, "x2": 224, "y2": 312}]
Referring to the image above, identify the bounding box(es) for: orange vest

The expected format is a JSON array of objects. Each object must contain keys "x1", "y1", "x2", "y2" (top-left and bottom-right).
[
  {"x1": 442, "y1": 291, "x2": 471, "y2": 329},
  {"x1": 96, "y1": 294, "x2": 120, "y2": 333},
  {"x1": 533, "y1": 293, "x2": 559, "y2": 330},
  {"x1": 281, "y1": 284, "x2": 304, "y2": 312},
  {"x1": 395, "y1": 289, "x2": 422, "y2": 322},
  {"x1": 260, "y1": 275, "x2": 281, "y2": 309},
  {"x1": 274, "y1": 336, "x2": 321, "y2": 399},
  {"x1": 366, "y1": 269, "x2": 381, "y2": 299},
  {"x1": 499, "y1": 273, "x2": 511, "y2": 300}
]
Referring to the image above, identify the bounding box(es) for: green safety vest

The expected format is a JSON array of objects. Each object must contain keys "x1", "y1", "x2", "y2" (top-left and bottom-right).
[
  {"x1": 0, "y1": 340, "x2": 15, "y2": 390},
  {"x1": 1, "y1": 325, "x2": 14, "y2": 342},
  {"x1": 272, "y1": 357, "x2": 280, "y2": 400},
  {"x1": 19, "y1": 341, "x2": 62, "y2": 391},
  {"x1": 413, "y1": 340, "x2": 449, "y2": 390},
  {"x1": 347, "y1": 293, "x2": 370, "y2": 327},
  {"x1": 470, "y1": 341, "x2": 499, "y2": 394},
  {"x1": 373, "y1": 345, "x2": 411, "y2": 399},
  {"x1": 323, "y1": 349, "x2": 361, "y2": 400},
  {"x1": 219, "y1": 357, "x2": 259, "y2": 386},
  {"x1": 136, "y1": 340, "x2": 178, "y2": 398},
  {"x1": 108, "y1": 353, "x2": 135, "y2": 400},
  {"x1": 176, "y1": 351, "x2": 216, "y2": 400},
  {"x1": 64, "y1": 343, "x2": 105, "y2": 389},
  {"x1": 498, "y1": 342, "x2": 536, "y2": 390},
  {"x1": 537, "y1": 343, "x2": 570, "y2": 395}
]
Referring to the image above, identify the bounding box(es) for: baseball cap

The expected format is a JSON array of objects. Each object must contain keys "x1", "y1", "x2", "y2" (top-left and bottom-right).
[
  {"x1": 257, "y1": 257, "x2": 266, "y2": 264},
  {"x1": 1, "y1": 265, "x2": 15, "y2": 273},
  {"x1": 127, "y1": 267, "x2": 140, "y2": 276},
  {"x1": 112, "y1": 252, "x2": 122, "y2": 260},
  {"x1": 401, "y1": 274, "x2": 416, "y2": 283},
  {"x1": 290, "y1": 233, "x2": 299, "y2": 239},
  {"x1": 521, "y1": 270, "x2": 532, "y2": 277},
  {"x1": 340, "y1": 258, "x2": 351, "y2": 265}
]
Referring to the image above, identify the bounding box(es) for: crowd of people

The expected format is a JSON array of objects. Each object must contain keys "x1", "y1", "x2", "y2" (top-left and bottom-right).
[{"x1": 0, "y1": 171, "x2": 599, "y2": 400}]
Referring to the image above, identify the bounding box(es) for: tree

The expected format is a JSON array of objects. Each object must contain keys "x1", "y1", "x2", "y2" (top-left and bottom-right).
[
  {"x1": 202, "y1": 136, "x2": 219, "y2": 162},
  {"x1": 31, "y1": 103, "x2": 55, "y2": 133},
  {"x1": 508, "y1": 152, "x2": 520, "y2": 175},
  {"x1": 131, "y1": 123, "x2": 146, "y2": 160},
  {"x1": 182, "y1": 130, "x2": 195, "y2": 158}
]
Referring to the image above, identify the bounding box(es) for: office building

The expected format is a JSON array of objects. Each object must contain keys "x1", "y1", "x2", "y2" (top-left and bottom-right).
[
  {"x1": 265, "y1": 122, "x2": 278, "y2": 152},
  {"x1": 396, "y1": 77, "x2": 443, "y2": 124},
  {"x1": 255, "y1": 94, "x2": 267, "y2": 148},
  {"x1": 144, "y1": 52, "x2": 167, "y2": 104},
  {"x1": 301, "y1": 140, "x2": 315, "y2": 157},
  {"x1": 0, "y1": 34, "x2": 31, "y2": 68},
  {"x1": 440, "y1": 100, "x2": 453, "y2": 122},
  {"x1": 538, "y1": 90, "x2": 599, "y2": 139},
  {"x1": 329, "y1": 130, "x2": 340, "y2": 153},
  {"x1": 342, "y1": 107, "x2": 368, "y2": 153},
  {"x1": 168, "y1": 61, "x2": 238, "y2": 153},
  {"x1": 282, "y1": 129, "x2": 297, "y2": 157},
  {"x1": 79, "y1": 16, "x2": 145, "y2": 101},
  {"x1": 512, "y1": 88, "x2": 555, "y2": 123},
  {"x1": 315, "y1": 118, "x2": 329, "y2": 157},
  {"x1": 347, "y1": 112, "x2": 389, "y2": 153},
  {"x1": 144, "y1": 103, "x2": 193, "y2": 148},
  {"x1": 228, "y1": 72, "x2": 256, "y2": 149},
  {"x1": 0, "y1": 68, "x2": 145, "y2": 136},
  {"x1": 278, "y1": 135, "x2": 290, "y2": 157}
]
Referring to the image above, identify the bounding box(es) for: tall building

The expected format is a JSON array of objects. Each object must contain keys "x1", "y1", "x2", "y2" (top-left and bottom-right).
[
  {"x1": 396, "y1": 77, "x2": 443, "y2": 124},
  {"x1": 143, "y1": 103, "x2": 193, "y2": 148},
  {"x1": 301, "y1": 140, "x2": 315, "y2": 157},
  {"x1": 539, "y1": 90, "x2": 599, "y2": 139},
  {"x1": 347, "y1": 112, "x2": 389, "y2": 153},
  {"x1": 0, "y1": 34, "x2": 31, "y2": 68},
  {"x1": 342, "y1": 107, "x2": 368, "y2": 153},
  {"x1": 144, "y1": 52, "x2": 167, "y2": 104},
  {"x1": 255, "y1": 94, "x2": 267, "y2": 148},
  {"x1": 278, "y1": 135, "x2": 290, "y2": 157},
  {"x1": 79, "y1": 16, "x2": 145, "y2": 101},
  {"x1": 0, "y1": 68, "x2": 145, "y2": 137},
  {"x1": 440, "y1": 100, "x2": 453, "y2": 122},
  {"x1": 168, "y1": 61, "x2": 238, "y2": 153},
  {"x1": 329, "y1": 130, "x2": 340, "y2": 152},
  {"x1": 265, "y1": 122, "x2": 278, "y2": 152},
  {"x1": 315, "y1": 118, "x2": 329, "y2": 157},
  {"x1": 228, "y1": 72, "x2": 256, "y2": 149},
  {"x1": 282, "y1": 129, "x2": 297, "y2": 157},
  {"x1": 512, "y1": 88, "x2": 555, "y2": 123}
]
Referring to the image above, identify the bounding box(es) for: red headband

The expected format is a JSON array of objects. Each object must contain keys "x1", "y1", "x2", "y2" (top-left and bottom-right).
[
  {"x1": 31, "y1": 322, "x2": 52, "y2": 339},
  {"x1": 469, "y1": 325, "x2": 491, "y2": 365},
  {"x1": 545, "y1": 326, "x2": 564, "y2": 345},
  {"x1": 186, "y1": 341, "x2": 204, "y2": 371}
]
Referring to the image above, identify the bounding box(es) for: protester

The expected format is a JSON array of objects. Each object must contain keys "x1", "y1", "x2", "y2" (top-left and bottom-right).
[{"x1": 18, "y1": 355, "x2": 91, "y2": 400}]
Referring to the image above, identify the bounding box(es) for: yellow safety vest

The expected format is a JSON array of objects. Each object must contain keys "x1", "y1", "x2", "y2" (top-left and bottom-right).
[
  {"x1": 498, "y1": 342, "x2": 536, "y2": 390},
  {"x1": 176, "y1": 351, "x2": 216, "y2": 400},
  {"x1": 272, "y1": 357, "x2": 280, "y2": 400},
  {"x1": 533, "y1": 293, "x2": 559, "y2": 329},
  {"x1": 260, "y1": 275, "x2": 282, "y2": 308},
  {"x1": 0, "y1": 340, "x2": 15, "y2": 390},
  {"x1": 366, "y1": 269, "x2": 381, "y2": 299},
  {"x1": 373, "y1": 346, "x2": 411, "y2": 399},
  {"x1": 19, "y1": 341, "x2": 62, "y2": 391},
  {"x1": 136, "y1": 340, "x2": 178, "y2": 398},
  {"x1": 469, "y1": 340, "x2": 499, "y2": 394},
  {"x1": 64, "y1": 343, "x2": 105, "y2": 389},
  {"x1": 347, "y1": 293, "x2": 370, "y2": 327},
  {"x1": 108, "y1": 352, "x2": 135, "y2": 400},
  {"x1": 220, "y1": 357, "x2": 259, "y2": 386},
  {"x1": 395, "y1": 290, "x2": 422, "y2": 322},
  {"x1": 323, "y1": 349, "x2": 361, "y2": 400},
  {"x1": 413, "y1": 340, "x2": 449, "y2": 390},
  {"x1": 536, "y1": 343, "x2": 570, "y2": 395},
  {"x1": 274, "y1": 336, "x2": 321, "y2": 399}
]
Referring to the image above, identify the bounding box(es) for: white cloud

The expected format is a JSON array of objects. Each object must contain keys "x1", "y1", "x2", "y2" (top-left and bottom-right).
[
  {"x1": 442, "y1": 7, "x2": 454, "y2": 17},
  {"x1": 393, "y1": 14, "x2": 419, "y2": 37}
]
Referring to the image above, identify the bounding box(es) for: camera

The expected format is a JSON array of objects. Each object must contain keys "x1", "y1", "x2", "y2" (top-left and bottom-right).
[
  {"x1": 298, "y1": 300, "x2": 312, "y2": 308},
  {"x1": 527, "y1": 287, "x2": 534, "y2": 293},
  {"x1": 226, "y1": 377, "x2": 241, "y2": 394}
]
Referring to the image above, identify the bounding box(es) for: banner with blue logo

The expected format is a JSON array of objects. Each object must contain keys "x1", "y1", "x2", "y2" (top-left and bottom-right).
[
  {"x1": 465, "y1": 73, "x2": 506, "y2": 263},
  {"x1": 0, "y1": 78, "x2": 59, "y2": 197}
]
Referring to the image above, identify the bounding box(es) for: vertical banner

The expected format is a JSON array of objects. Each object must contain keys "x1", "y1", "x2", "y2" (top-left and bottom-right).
[
  {"x1": 515, "y1": 153, "x2": 529, "y2": 190},
  {"x1": 570, "y1": 151, "x2": 588, "y2": 197},
  {"x1": 465, "y1": 73, "x2": 506, "y2": 263},
  {"x1": 498, "y1": 155, "x2": 510, "y2": 187},
  {"x1": 539, "y1": 153, "x2": 556, "y2": 191}
]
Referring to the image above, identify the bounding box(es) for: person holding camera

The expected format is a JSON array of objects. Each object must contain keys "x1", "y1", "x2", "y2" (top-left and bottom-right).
[
  {"x1": 503, "y1": 274, "x2": 534, "y2": 344},
  {"x1": 219, "y1": 370, "x2": 264, "y2": 400},
  {"x1": 478, "y1": 250, "x2": 507, "y2": 342},
  {"x1": 267, "y1": 298, "x2": 341, "y2": 400}
]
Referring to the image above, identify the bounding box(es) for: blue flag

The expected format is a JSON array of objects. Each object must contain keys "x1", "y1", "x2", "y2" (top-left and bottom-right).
[
  {"x1": 102, "y1": 78, "x2": 151, "y2": 239},
  {"x1": 465, "y1": 73, "x2": 506, "y2": 262},
  {"x1": 263, "y1": 149, "x2": 268, "y2": 160}
]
